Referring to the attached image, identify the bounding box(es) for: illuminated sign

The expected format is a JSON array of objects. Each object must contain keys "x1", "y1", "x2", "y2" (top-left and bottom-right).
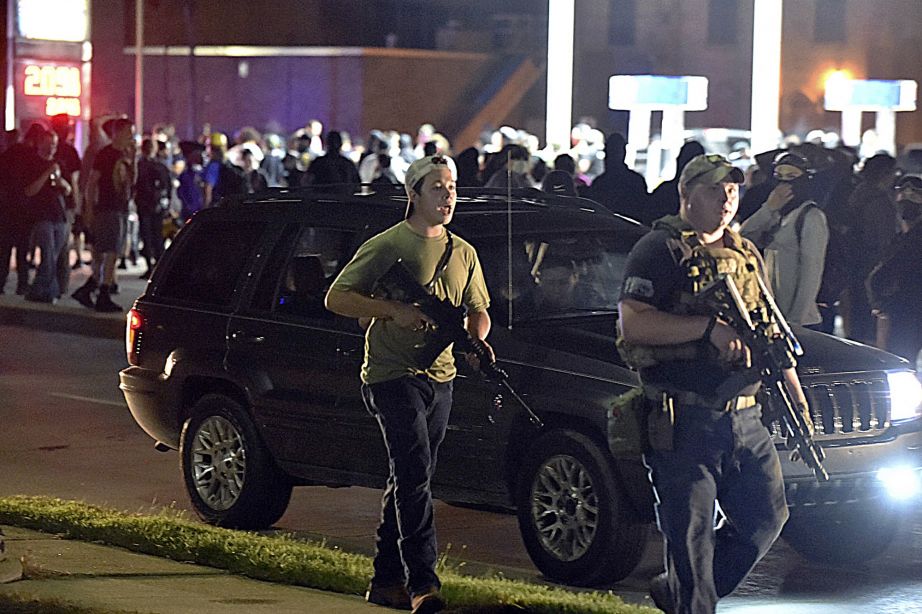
[
  {"x1": 609, "y1": 75, "x2": 709, "y2": 110},
  {"x1": 17, "y1": 61, "x2": 83, "y2": 117},
  {"x1": 17, "y1": 0, "x2": 89, "y2": 42},
  {"x1": 825, "y1": 78, "x2": 917, "y2": 112}
]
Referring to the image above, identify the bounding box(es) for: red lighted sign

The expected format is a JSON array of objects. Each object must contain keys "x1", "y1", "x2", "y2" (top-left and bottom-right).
[{"x1": 21, "y1": 63, "x2": 82, "y2": 117}]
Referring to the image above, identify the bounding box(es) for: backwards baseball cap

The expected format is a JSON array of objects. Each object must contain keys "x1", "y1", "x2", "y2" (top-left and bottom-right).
[
  {"x1": 405, "y1": 154, "x2": 457, "y2": 195},
  {"x1": 679, "y1": 154, "x2": 745, "y2": 188}
]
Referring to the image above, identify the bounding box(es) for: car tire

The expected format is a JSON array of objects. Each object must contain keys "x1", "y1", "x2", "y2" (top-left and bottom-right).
[
  {"x1": 782, "y1": 502, "x2": 900, "y2": 565},
  {"x1": 515, "y1": 429, "x2": 650, "y2": 586},
  {"x1": 180, "y1": 394, "x2": 292, "y2": 529}
]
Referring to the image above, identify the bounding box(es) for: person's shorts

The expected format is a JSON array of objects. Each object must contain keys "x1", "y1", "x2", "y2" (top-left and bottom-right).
[{"x1": 92, "y1": 210, "x2": 127, "y2": 254}]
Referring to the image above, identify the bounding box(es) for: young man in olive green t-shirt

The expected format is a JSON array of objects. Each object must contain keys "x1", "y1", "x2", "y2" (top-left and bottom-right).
[{"x1": 326, "y1": 154, "x2": 491, "y2": 614}]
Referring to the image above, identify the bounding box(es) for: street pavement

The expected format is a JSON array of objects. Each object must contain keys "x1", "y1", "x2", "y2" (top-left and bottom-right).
[{"x1": 0, "y1": 261, "x2": 405, "y2": 613}]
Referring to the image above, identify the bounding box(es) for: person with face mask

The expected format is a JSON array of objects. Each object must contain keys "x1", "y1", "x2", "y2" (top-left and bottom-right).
[
  {"x1": 866, "y1": 175, "x2": 922, "y2": 364},
  {"x1": 740, "y1": 151, "x2": 829, "y2": 325}
]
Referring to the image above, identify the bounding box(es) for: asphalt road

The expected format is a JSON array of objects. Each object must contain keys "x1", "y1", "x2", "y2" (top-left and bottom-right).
[{"x1": 2, "y1": 325, "x2": 922, "y2": 613}]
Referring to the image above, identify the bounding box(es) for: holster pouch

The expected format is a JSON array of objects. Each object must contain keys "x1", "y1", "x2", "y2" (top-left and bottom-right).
[
  {"x1": 646, "y1": 391, "x2": 675, "y2": 452},
  {"x1": 607, "y1": 388, "x2": 646, "y2": 458}
]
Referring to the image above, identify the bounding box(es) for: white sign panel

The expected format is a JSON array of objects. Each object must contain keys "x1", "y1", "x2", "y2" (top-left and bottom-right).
[{"x1": 17, "y1": 0, "x2": 90, "y2": 42}]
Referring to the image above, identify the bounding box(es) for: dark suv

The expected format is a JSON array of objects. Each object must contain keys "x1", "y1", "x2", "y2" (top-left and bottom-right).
[{"x1": 120, "y1": 185, "x2": 922, "y2": 586}]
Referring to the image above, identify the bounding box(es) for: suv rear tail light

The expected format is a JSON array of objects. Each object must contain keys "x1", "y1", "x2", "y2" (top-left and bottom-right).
[{"x1": 126, "y1": 308, "x2": 144, "y2": 365}]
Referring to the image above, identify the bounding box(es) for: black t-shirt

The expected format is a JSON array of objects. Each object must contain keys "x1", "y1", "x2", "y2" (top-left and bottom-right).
[
  {"x1": 94, "y1": 144, "x2": 129, "y2": 213},
  {"x1": 619, "y1": 228, "x2": 741, "y2": 395},
  {"x1": 21, "y1": 150, "x2": 66, "y2": 224},
  {"x1": 135, "y1": 158, "x2": 172, "y2": 214},
  {"x1": 55, "y1": 141, "x2": 81, "y2": 178}
]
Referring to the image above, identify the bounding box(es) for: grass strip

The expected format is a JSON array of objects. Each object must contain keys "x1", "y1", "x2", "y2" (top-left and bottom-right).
[{"x1": 0, "y1": 496, "x2": 655, "y2": 614}]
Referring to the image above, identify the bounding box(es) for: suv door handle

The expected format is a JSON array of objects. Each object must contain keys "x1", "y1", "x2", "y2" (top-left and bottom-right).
[{"x1": 230, "y1": 331, "x2": 265, "y2": 344}]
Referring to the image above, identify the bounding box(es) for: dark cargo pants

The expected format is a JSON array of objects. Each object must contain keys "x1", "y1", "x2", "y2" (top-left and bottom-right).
[
  {"x1": 362, "y1": 375, "x2": 453, "y2": 597},
  {"x1": 644, "y1": 403, "x2": 788, "y2": 614}
]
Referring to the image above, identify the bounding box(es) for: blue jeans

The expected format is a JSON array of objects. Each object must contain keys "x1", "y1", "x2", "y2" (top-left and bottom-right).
[
  {"x1": 644, "y1": 403, "x2": 788, "y2": 614},
  {"x1": 362, "y1": 375, "x2": 453, "y2": 596},
  {"x1": 28, "y1": 220, "x2": 68, "y2": 300}
]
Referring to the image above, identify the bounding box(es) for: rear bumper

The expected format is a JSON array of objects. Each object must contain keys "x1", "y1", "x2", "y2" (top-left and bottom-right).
[{"x1": 119, "y1": 366, "x2": 182, "y2": 449}]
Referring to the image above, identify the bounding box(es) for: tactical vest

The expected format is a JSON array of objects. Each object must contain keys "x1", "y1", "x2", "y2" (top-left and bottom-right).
[{"x1": 618, "y1": 215, "x2": 769, "y2": 369}]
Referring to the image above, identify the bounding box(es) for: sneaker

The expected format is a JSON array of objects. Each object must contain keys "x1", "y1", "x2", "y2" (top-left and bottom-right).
[
  {"x1": 649, "y1": 572, "x2": 675, "y2": 614},
  {"x1": 365, "y1": 582, "x2": 411, "y2": 610},
  {"x1": 94, "y1": 287, "x2": 122, "y2": 313},
  {"x1": 410, "y1": 587, "x2": 445, "y2": 614},
  {"x1": 117, "y1": 259, "x2": 128, "y2": 270},
  {"x1": 71, "y1": 283, "x2": 96, "y2": 309},
  {"x1": 110, "y1": 283, "x2": 120, "y2": 295}
]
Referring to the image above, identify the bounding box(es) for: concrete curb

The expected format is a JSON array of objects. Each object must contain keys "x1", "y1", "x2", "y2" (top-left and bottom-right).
[
  {"x1": 0, "y1": 263, "x2": 147, "y2": 341},
  {"x1": 0, "y1": 300, "x2": 126, "y2": 340}
]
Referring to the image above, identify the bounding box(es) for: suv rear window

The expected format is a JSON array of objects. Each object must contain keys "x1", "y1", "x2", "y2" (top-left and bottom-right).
[{"x1": 156, "y1": 220, "x2": 266, "y2": 307}]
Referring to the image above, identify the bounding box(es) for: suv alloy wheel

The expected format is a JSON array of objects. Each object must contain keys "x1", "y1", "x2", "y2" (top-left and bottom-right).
[
  {"x1": 180, "y1": 394, "x2": 292, "y2": 529},
  {"x1": 516, "y1": 429, "x2": 650, "y2": 585}
]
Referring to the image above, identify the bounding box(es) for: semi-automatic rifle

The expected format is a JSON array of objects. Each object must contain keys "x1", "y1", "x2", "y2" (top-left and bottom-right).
[{"x1": 696, "y1": 272, "x2": 828, "y2": 481}]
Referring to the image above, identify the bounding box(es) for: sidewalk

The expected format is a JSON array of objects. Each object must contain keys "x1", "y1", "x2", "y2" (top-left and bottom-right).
[
  {"x1": 0, "y1": 264, "x2": 385, "y2": 613},
  {"x1": 0, "y1": 526, "x2": 383, "y2": 613},
  {"x1": 0, "y1": 259, "x2": 147, "y2": 340}
]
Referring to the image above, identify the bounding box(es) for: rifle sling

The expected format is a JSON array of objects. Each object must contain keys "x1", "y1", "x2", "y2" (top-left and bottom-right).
[{"x1": 423, "y1": 229, "x2": 454, "y2": 293}]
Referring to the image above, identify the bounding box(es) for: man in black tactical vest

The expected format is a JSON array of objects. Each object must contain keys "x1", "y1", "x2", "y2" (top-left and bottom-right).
[{"x1": 618, "y1": 154, "x2": 813, "y2": 613}]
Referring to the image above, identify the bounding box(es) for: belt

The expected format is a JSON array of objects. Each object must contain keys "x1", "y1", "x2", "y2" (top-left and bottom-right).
[
  {"x1": 643, "y1": 385, "x2": 757, "y2": 412},
  {"x1": 727, "y1": 395, "x2": 757, "y2": 411}
]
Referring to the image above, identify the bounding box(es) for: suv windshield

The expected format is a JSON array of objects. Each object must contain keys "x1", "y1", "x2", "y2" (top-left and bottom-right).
[{"x1": 477, "y1": 230, "x2": 631, "y2": 324}]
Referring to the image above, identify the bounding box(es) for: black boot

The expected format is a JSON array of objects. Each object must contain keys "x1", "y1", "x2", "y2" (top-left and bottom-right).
[
  {"x1": 649, "y1": 572, "x2": 675, "y2": 614},
  {"x1": 71, "y1": 277, "x2": 98, "y2": 309},
  {"x1": 94, "y1": 284, "x2": 122, "y2": 313}
]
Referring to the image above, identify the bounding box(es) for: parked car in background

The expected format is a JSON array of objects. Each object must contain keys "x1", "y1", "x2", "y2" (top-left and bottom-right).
[{"x1": 120, "y1": 185, "x2": 922, "y2": 586}]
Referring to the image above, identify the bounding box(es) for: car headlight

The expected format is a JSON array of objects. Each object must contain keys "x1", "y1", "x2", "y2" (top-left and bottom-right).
[
  {"x1": 887, "y1": 371, "x2": 922, "y2": 422},
  {"x1": 877, "y1": 466, "x2": 922, "y2": 500}
]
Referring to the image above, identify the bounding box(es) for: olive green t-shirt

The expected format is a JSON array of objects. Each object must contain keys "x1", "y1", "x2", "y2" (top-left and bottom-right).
[{"x1": 330, "y1": 221, "x2": 491, "y2": 385}]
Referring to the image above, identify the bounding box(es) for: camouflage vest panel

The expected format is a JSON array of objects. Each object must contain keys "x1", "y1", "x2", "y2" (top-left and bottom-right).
[{"x1": 618, "y1": 216, "x2": 767, "y2": 369}]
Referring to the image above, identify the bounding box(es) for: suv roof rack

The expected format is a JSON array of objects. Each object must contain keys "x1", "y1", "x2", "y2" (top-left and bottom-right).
[{"x1": 227, "y1": 183, "x2": 609, "y2": 213}]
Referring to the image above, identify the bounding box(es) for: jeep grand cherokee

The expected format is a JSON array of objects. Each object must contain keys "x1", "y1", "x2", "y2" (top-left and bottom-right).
[{"x1": 120, "y1": 185, "x2": 922, "y2": 585}]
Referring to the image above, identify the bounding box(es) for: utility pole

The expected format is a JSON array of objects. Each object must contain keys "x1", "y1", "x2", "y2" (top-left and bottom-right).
[
  {"x1": 135, "y1": 0, "x2": 143, "y2": 132},
  {"x1": 750, "y1": 0, "x2": 783, "y2": 155},
  {"x1": 545, "y1": 0, "x2": 574, "y2": 152}
]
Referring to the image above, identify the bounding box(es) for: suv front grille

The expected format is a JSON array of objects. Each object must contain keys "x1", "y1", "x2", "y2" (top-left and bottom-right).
[{"x1": 770, "y1": 375, "x2": 891, "y2": 442}]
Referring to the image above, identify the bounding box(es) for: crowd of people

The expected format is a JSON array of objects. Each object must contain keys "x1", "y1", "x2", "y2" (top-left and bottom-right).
[{"x1": 0, "y1": 112, "x2": 919, "y2": 364}]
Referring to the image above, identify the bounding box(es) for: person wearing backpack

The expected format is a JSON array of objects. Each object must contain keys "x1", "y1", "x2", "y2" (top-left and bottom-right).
[{"x1": 741, "y1": 152, "x2": 829, "y2": 326}]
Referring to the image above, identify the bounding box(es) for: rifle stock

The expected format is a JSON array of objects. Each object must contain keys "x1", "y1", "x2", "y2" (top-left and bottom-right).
[
  {"x1": 375, "y1": 260, "x2": 544, "y2": 427},
  {"x1": 697, "y1": 274, "x2": 828, "y2": 481}
]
